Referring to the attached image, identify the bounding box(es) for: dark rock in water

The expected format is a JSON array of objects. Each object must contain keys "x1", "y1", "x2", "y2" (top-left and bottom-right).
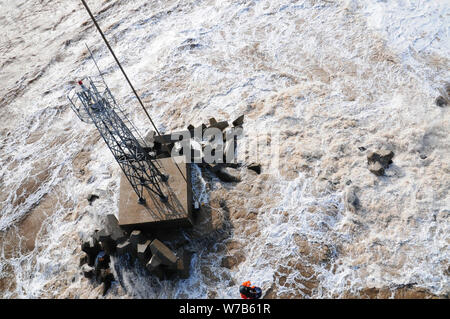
[
  {"x1": 87, "y1": 194, "x2": 99, "y2": 205},
  {"x1": 358, "y1": 146, "x2": 366, "y2": 152},
  {"x1": 435, "y1": 96, "x2": 448, "y2": 107},
  {"x1": 232, "y1": 114, "x2": 245, "y2": 127},
  {"x1": 367, "y1": 150, "x2": 394, "y2": 176},
  {"x1": 212, "y1": 166, "x2": 241, "y2": 183},
  {"x1": 247, "y1": 163, "x2": 261, "y2": 174},
  {"x1": 367, "y1": 150, "x2": 394, "y2": 167}
]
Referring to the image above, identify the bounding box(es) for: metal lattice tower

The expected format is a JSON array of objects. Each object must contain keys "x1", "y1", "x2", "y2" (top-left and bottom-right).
[{"x1": 68, "y1": 77, "x2": 168, "y2": 204}]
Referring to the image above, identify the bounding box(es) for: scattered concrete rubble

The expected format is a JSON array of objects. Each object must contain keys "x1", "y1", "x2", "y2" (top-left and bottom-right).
[
  {"x1": 143, "y1": 114, "x2": 261, "y2": 183},
  {"x1": 367, "y1": 150, "x2": 394, "y2": 176},
  {"x1": 79, "y1": 214, "x2": 192, "y2": 295}
]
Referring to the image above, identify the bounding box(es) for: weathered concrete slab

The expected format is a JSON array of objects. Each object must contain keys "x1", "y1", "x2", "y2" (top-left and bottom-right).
[
  {"x1": 118, "y1": 156, "x2": 193, "y2": 231},
  {"x1": 149, "y1": 239, "x2": 177, "y2": 266}
]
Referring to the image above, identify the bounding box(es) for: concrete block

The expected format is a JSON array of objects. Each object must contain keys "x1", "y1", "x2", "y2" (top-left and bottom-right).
[
  {"x1": 149, "y1": 239, "x2": 178, "y2": 266},
  {"x1": 137, "y1": 240, "x2": 152, "y2": 263}
]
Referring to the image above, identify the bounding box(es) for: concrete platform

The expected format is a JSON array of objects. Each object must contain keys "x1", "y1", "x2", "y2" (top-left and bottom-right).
[{"x1": 118, "y1": 156, "x2": 193, "y2": 231}]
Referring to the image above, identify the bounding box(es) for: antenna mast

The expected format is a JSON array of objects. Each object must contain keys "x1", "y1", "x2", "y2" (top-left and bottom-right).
[{"x1": 80, "y1": 0, "x2": 162, "y2": 137}]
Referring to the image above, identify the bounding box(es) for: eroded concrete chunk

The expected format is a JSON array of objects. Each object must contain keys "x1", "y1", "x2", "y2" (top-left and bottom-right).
[{"x1": 149, "y1": 239, "x2": 178, "y2": 266}]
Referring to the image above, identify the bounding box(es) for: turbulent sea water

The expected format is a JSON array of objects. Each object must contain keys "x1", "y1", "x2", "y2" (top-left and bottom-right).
[{"x1": 0, "y1": 0, "x2": 449, "y2": 298}]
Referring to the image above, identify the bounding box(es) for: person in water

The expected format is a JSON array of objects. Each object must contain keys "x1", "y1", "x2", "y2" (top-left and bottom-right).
[{"x1": 239, "y1": 281, "x2": 262, "y2": 299}]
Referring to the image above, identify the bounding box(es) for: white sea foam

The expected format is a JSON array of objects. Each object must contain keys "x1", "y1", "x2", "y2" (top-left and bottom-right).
[{"x1": 0, "y1": 0, "x2": 448, "y2": 298}]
